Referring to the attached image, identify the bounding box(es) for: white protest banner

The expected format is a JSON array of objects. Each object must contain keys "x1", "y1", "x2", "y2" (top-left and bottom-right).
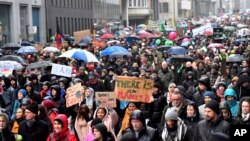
[
  {"x1": 192, "y1": 23, "x2": 213, "y2": 36},
  {"x1": 0, "y1": 64, "x2": 14, "y2": 77},
  {"x1": 65, "y1": 83, "x2": 85, "y2": 107},
  {"x1": 95, "y1": 92, "x2": 116, "y2": 108},
  {"x1": 51, "y1": 64, "x2": 72, "y2": 77}
]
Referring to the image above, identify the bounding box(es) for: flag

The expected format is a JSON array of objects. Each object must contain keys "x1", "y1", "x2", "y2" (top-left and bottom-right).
[
  {"x1": 160, "y1": 23, "x2": 166, "y2": 32},
  {"x1": 55, "y1": 20, "x2": 63, "y2": 49}
]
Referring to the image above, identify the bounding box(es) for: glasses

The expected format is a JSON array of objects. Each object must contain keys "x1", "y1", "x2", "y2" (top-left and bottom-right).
[{"x1": 172, "y1": 98, "x2": 181, "y2": 101}]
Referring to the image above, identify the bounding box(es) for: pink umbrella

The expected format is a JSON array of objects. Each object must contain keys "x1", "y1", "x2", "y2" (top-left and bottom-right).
[
  {"x1": 207, "y1": 43, "x2": 224, "y2": 49},
  {"x1": 182, "y1": 38, "x2": 190, "y2": 43},
  {"x1": 100, "y1": 33, "x2": 115, "y2": 39}
]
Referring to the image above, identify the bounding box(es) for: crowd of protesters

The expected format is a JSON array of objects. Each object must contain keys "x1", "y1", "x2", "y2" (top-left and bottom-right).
[{"x1": 0, "y1": 17, "x2": 250, "y2": 141}]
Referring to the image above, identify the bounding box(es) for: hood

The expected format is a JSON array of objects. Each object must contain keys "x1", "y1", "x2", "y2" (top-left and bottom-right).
[
  {"x1": 224, "y1": 89, "x2": 237, "y2": 99},
  {"x1": 50, "y1": 85, "x2": 61, "y2": 100},
  {"x1": 93, "y1": 107, "x2": 109, "y2": 121},
  {"x1": 54, "y1": 114, "x2": 69, "y2": 138}
]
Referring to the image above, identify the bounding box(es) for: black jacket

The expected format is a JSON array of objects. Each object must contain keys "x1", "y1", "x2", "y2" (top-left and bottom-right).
[
  {"x1": 0, "y1": 128, "x2": 15, "y2": 141},
  {"x1": 18, "y1": 119, "x2": 50, "y2": 141}
]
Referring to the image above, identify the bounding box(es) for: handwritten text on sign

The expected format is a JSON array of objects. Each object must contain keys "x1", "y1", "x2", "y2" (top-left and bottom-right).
[
  {"x1": 95, "y1": 92, "x2": 116, "y2": 108},
  {"x1": 51, "y1": 64, "x2": 72, "y2": 77},
  {"x1": 114, "y1": 76, "x2": 154, "y2": 103},
  {"x1": 65, "y1": 83, "x2": 85, "y2": 107}
]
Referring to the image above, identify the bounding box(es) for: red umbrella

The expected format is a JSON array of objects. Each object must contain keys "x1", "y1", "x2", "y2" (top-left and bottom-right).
[
  {"x1": 138, "y1": 32, "x2": 153, "y2": 39},
  {"x1": 207, "y1": 43, "x2": 224, "y2": 49},
  {"x1": 100, "y1": 33, "x2": 115, "y2": 39}
]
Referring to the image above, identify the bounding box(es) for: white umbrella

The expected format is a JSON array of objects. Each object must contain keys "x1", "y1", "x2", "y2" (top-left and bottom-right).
[
  {"x1": 43, "y1": 46, "x2": 60, "y2": 53},
  {"x1": 59, "y1": 49, "x2": 99, "y2": 62},
  {"x1": 107, "y1": 40, "x2": 120, "y2": 45},
  {"x1": 0, "y1": 61, "x2": 23, "y2": 70}
]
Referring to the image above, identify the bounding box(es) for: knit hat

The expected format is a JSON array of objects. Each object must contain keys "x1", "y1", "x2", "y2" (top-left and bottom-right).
[
  {"x1": 198, "y1": 76, "x2": 210, "y2": 88},
  {"x1": 130, "y1": 110, "x2": 145, "y2": 124},
  {"x1": 26, "y1": 102, "x2": 39, "y2": 115},
  {"x1": 165, "y1": 107, "x2": 178, "y2": 120},
  {"x1": 42, "y1": 99, "x2": 56, "y2": 111},
  {"x1": 205, "y1": 100, "x2": 220, "y2": 115},
  {"x1": 203, "y1": 91, "x2": 216, "y2": 100},
  {"x1": 94, "y1": 123, "x2": 108, "y2": 136},
  {"x1": 91, "y1": 118, "x2": 102, "y2": 127},
  {"x1": 18, "y1": 89, "x2": 27, "y2": 97}
]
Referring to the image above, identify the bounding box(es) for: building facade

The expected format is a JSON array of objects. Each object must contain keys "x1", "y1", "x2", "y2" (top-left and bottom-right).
[
  {"x1": 93, "y1": 0, "x2": 120, "y2": 23},
  {"x1": 45, "y1": 0, "x2": 94, "y2": 41},
  {"x1": 0, "y1": 0, "x2": 46, "y2": 45}
]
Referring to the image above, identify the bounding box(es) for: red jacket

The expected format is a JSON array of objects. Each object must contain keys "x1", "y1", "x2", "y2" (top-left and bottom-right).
[{"x1": 47, "y1": 114, "x2": 77, "y2": 141}]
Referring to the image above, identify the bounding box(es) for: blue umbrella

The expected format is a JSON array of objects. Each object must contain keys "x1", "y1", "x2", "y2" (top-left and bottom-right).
[
  {"x1": 101, "y1": 46, "x2": 128, "y2": 56},
  {"x1": 79, "y1": 37, "x2": 93, "y2": 44},
  {"x1": 59, "y1": 49, "x2": 99, "y2": 62},
  {"x1": 180, "y1": 41, "x2": 189, "y2": 47},
  {"x1": 17, "y1": 46, "x2": 38, "y2": 54},
  {"x1": 234, "y1": 38, "x2": 246, "y2": 46},
  {"x1": 110, "y1": 51, "x2": 132, "y2": 58},
  {"x1": 165, "y1": 46, "x2": 188, "y2": 55}
]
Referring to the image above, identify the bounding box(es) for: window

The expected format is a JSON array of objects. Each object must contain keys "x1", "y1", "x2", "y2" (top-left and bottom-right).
[
  {"x1": 129, "y1": 0, "x2": 132, "y2": 7},
  {"x1": 20, "y1": 5, "x2": 28, "y2": 39},
  {"x1": 68, "y1": 17, "x2": 70, "y2": 35},
  {"x1": 64, "y1": 17, "x2": 67, "y2": 34},
  {"x1": 133, "y1": 0, "x2": 136, "y2": 7},
  {"x1": 75, "y1": 18, "x2": 77, "y2": 31},
  {"x1": 138, "y1": 0, "x2": 141, "y2": 7},
  {"x1": 60, "y1": 17, "x2": 63, "y2": 33},
  {"x1": 71, "y1": 18, "x2": 74, "y2": 34},
  {"x1": 160, "y1": 2, "x2": 168, "y2": 13}
]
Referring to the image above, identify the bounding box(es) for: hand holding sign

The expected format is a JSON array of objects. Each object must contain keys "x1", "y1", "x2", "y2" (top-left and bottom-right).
[{"x1": 65, "y1": 83, "x2": 85, "y2": 107}]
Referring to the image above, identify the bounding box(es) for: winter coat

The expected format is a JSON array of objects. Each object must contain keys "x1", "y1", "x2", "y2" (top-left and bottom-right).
[
  {"x1": 0, "y1": 127, "x2": 16, "y2": 141},
  {"x1": 11, "y1": 117, "x2": 25, "y2": 134},
  {"x1": 194, "y1": 115, "x2": 230, "y2": 141},
  {"x1": 192, "y1": 89, "x2": 206, "y2": 107},
  {"x1": 125, "y1": 126, "x2": 159, "y2": 141},
  {"x1": 158, "y1": 68, "x2": 175, "y2": 92},
  {"x1": 75, "y1": 118, "x2": 88, "y2": 141},
  {"x1": 47, "y1": 114, "x2": 77, "y2": 141},
  {"x1": 224, "y1": 89, "x2": 239, "y2": 117},
  {"x1": 0, "y1": 83, "x2": 16, "y2": 117},
  {"x1": 161, "y1": 118, "x2": 188, "y2": 141},
  {"x1": 234, "y1": 97, "x2": 250, "y2": 125},
  {"x1": 18, "y1": 118, "x2": 50, "y2": 141}
]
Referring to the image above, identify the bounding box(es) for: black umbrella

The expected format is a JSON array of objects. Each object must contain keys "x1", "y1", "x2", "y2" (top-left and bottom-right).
[
  {"x1": 21, "y1": 41, "x2": 33, "y2": 46},
  {"x1": 156, "y1": 45, "x2": 172, "y2": 51},
  {"x1": 27, "y1": 61, "x2": 52, "y2": 69},
  {"x1": 1, "y1": 43, "x2": 21, "y2": 50},
  {"x1": 0, "y1": 55, "x2": 28, "y2": 65},
  {"x1": 171, "y1": 55, "x2": 194, "y2": 62}
]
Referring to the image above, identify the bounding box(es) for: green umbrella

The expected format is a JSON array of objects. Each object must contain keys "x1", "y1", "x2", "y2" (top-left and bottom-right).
[{"x1": 165, "y1": 40, "x2": 173, "y2": 45}]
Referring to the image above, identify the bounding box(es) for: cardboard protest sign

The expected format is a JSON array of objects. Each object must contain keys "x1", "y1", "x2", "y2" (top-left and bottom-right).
[
  {"x1": 114, "y1": 76, "x2": 154, "y2": 103},
  {"x1": 73, "y1": 30, "x2": 91, "y2": 43},
  {"x1": 65, "y1": 83, "x2": 85, "y2": 107},
  {"x1": 192, "y1": 23, "x2": 213, "y2": 36},
  {"x1": 95, "y1": 92, "x2": 116, "y2": 108},
  {"x1": 51, "y1": 64, "x2": 72, "y2": 77}
]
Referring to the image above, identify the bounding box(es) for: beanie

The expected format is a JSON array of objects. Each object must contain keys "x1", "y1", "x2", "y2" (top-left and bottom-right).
[
  {"x1": 94, "y1": 123, "x2": 108, "y2": 136},
  {"x1": 18, "y1": 89, "x2": 27, "y2": 98},
  {"x1": 205, "y1": 100, "x2": 220, "y2": 115},
  {"x1": 26, "y1": 102, "x2": 38, "y2": 115},
  {"x1": 42, "y1": 99, "x2": 56, "y2": 111},
  {"x1": 203, "y1": 91, "x2": 216, "y2": 100},
  {"x1": 165, "y1": 107, "x2": 178, "y2": 120}
]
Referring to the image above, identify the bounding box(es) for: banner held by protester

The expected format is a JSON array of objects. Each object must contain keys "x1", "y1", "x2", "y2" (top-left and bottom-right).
[
  {"x1": 114, "y1": 76, "x2": 154, "y2": 103},
  {"x1": 95, "y1": 92, "x2": 116, "y2": 108},
  {"x1": 65, "y1": 83, "x2": 85, "y2": 107},
  {"x1": 51, "y1": 64, "x2": 72, "y2": 77}
]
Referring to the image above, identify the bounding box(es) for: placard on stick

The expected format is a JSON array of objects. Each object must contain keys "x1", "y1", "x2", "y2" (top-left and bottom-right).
[
  {"x1": 114, "y1": 76, "x2": 154, "y2": 103},
  {"x1": 95, "y1": 92, "x2": 116, "y2": 108},
  {"x1": 65, "y1": 83, "x2": 85, "y2": 107}
]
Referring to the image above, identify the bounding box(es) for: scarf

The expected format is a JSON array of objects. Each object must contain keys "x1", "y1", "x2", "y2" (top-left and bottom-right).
[
  {"x1": 26, "y1": 119, "x2": 36, "y2": 127},
  {"x1": 121, "y1": 108, "x2": 132, "y2": 131},
  {"x1": 242, "y1": 113, "x2": 250, "y2": 121}
]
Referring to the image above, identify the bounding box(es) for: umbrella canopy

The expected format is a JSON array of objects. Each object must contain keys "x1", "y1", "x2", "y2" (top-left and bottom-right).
[
  {"x1": 107, "y1": 40, "x2": 120, "y2": 45},
  {"x1": 110, "y1": 51, "x2": 132, "y2": 58},
  {"x1": 79, "y1": 37, "x2": 93, "y2": 44},
  {"x1": 101, "y1": 46, "x2": 128, "y2": 56},
  {"x1": 100, "y1": 33, "x2": 115, "y2": 39},
  {"x1": 59, "y1": 49, "x2": 99, "y2": 62},
  {"x1": 0, "y1": 61, "x2": 23, "y2": 70},
  {"x1": 17, "y1": 46, "x2": 38, "y2": 54},
  {"x1": 43, "y1": 46, "x2": 60, "y2": 53},
  {"x1": 207, "y1": 43, "x2": 224, "y2": 49},
  {"x1": 137, "y1": 24, "x2": 146, "y2": 29},
  {"x1": 171, "y1": 55, "x2": 194, "y2": 62},
  {"x1": 27, "y1": 61, "x2": 52, "y2": 69},
  {"x1": 165, "y1": 46, "x2": 188, "y2": 55},
  {"x1": 156, "y1": 45, "x2": 172, "y2": 51},
  {"x1": 1, "y1": 43, "x2": 21, "y2": 50},
  {"x1": 0, "y1": 55, "x2": 28, "y2": 65},
  {"x1": 126, "y1": 36, "x2": 140, "y2": 43},
  {"x1": 224, "y1": 26, "x2": 236, "y2": 32},
  {"x1": 226, "y1": 54, "x2": 245, "y2": 63},
  {"x1": 234, "y1": 38, "x2": 246, "y2": 46},
  {"x1": 21, "y1": 41, "x2": 33, "y2": 46}
]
